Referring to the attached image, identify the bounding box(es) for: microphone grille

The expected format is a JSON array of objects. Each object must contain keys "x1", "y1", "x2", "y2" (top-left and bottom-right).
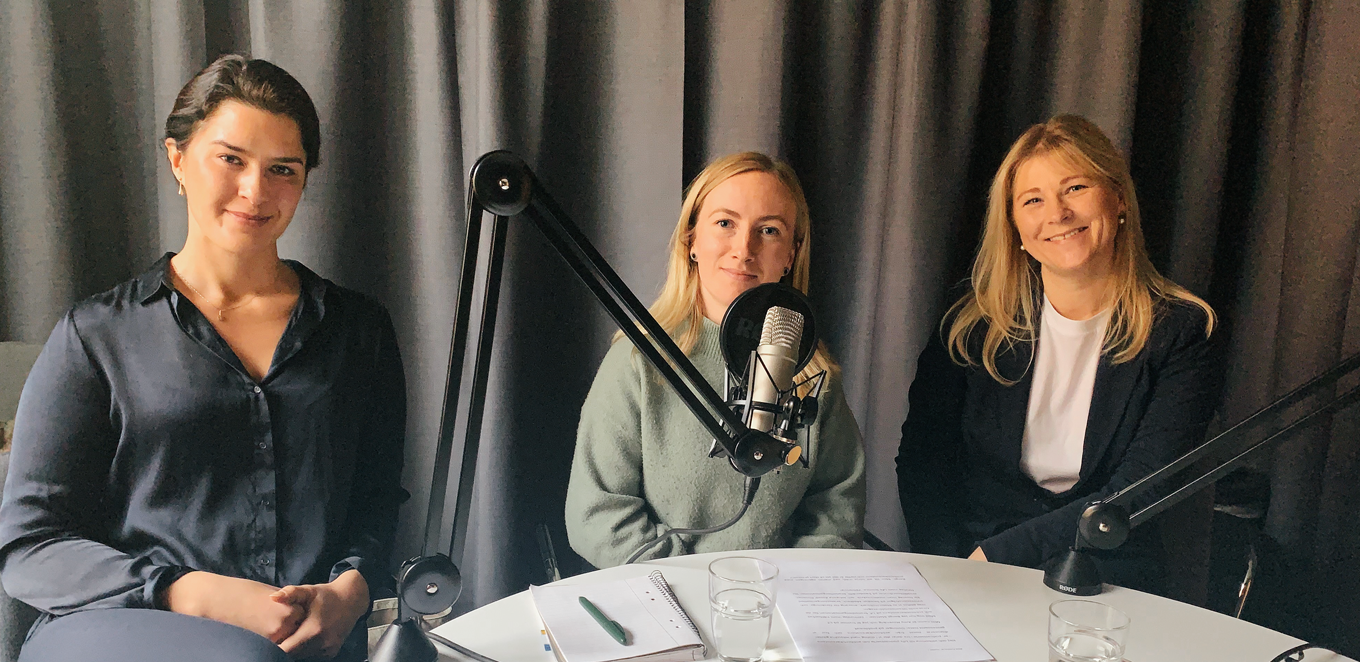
[{"x1": 759, "y1": 306, "x2": 804, "y2": 349}]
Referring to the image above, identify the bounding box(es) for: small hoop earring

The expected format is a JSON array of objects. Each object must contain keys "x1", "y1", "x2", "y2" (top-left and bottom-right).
[
  {"x1": 690, "y1": 252, "x2": 697, "y2": 262},
  {"x1": 782, "y1": 267, "x2": 790, "y2": 276}
]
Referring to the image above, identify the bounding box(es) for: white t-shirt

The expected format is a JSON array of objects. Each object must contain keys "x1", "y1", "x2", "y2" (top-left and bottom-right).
[{"x1": 1020, "y1": 295, "x2": 1111, "y2": 493}]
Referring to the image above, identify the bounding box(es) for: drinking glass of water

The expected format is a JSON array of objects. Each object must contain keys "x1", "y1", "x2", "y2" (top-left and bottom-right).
[
  {"x1": 1048, "y1": 600, "x2": 1129, "y2": 662},
  {"x1": 708, "y1": 556, "x2": 778, "y2": 662}
]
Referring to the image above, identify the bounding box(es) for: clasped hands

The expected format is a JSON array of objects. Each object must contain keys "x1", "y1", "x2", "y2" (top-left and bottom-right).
[{"x1": 164, "y1": 568, "x2": 369, "y2": 659}]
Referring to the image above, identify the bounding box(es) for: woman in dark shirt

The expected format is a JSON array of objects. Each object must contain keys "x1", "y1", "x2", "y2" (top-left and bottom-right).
[
  {"x1": 897, "y1": 115, "x2": 1221, "y2": 594},
  {"x1": 0, "y1": 56, "x2": 407, "y2": 661}
]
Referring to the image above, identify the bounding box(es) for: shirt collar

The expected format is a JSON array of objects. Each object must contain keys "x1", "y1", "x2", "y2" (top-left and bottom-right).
[
  {"x1": 133, "y1": 253, "x2": 175, "y2": 304},
  {"x1": 286, "y1": 259, "x2": 329, "y2": 321},
  {"x1": 133, "y1": 252, "x2": 330, "y2": 320}
]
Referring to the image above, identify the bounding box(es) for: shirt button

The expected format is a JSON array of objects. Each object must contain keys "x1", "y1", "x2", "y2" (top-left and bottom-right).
[{"x1": 253, "y1": 385, "x2": 262, "y2": 394}]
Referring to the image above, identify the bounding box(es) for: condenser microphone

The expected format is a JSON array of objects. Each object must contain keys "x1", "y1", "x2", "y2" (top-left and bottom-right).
[
  {"x1": 719, "y1": 283, "x2": 817, "y2": 379},
  {"x1": 715, "y1": 283, "x2": 823, "y2": 468},
  {"x1": 748, "y1": 306, "x2": 804, "y2": 434}
]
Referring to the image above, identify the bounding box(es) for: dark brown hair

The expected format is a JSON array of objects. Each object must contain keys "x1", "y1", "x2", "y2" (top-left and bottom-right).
[{"x1": 164, "y1": 54, "x2": 320, "y2": 172}]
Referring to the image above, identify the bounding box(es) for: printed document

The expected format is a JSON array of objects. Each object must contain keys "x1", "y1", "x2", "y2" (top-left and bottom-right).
[{"x1": 775, "y1": 560, "x2": 994, "y2": 662}]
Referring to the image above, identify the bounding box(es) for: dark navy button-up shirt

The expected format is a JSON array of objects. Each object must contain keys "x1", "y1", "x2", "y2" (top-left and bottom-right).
[{"x1": 0, "y1": 254, "x2": 408, "y2": 632}]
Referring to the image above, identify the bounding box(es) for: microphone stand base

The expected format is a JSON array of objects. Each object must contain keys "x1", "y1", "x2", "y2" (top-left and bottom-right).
[
  {"x1": 1043, "y1": 547, "x2": 1105, "y2": 596},
  {"x1": 370, "y1": 617, "x2": 438, "y2": 662}
]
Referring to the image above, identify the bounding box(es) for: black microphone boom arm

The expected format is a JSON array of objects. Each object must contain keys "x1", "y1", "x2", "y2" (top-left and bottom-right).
[
  {"x1": 389, "y1": 151, "x2": 802, "y2": 662},
  {"x1": 1046, "y1": 350, "x2": 1360, "y2": 595},
  {"x1": 424, "y1": 151, "x2": 794, "y2": 559}
]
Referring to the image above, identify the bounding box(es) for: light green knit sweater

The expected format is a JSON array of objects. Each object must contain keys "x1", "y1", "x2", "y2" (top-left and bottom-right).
[{"x1": 565, "y1": 318, "x2": 866, "y2": 568}]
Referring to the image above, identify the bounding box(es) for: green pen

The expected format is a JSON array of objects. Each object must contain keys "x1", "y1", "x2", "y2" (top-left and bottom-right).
[{"x1": 578, "y1": 596, "x2": 628, "y2": 645}]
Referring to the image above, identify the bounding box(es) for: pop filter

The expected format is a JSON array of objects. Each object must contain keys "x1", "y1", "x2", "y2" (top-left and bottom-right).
[{"x1": 719, "y1": 283, "x2": 817, "y2": 376}]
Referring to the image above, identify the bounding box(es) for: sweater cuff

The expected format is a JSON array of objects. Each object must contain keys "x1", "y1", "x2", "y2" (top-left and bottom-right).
[{"x1": 791, "y1": 534, "x2": 857, "y2": 550}]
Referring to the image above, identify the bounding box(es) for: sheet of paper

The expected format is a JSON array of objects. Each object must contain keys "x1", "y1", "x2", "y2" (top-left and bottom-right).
[{"x1": 774, "y1": 560, "x2": 995, "y2": 662}]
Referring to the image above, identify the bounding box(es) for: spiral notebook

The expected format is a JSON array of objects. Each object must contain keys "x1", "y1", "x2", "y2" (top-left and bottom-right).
[{"x1": 530, "y1": 570, "x2": 707, "y2": 662}]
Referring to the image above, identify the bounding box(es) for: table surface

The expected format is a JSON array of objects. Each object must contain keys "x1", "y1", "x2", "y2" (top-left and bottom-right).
[{"x1": 430, "y1": 548, "x2": 1351, "y2": 662}]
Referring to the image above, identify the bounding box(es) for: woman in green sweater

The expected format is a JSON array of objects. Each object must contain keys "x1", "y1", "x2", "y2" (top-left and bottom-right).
[{"x1": 564, "y1": 152, "x2": 866, "y2": 568}]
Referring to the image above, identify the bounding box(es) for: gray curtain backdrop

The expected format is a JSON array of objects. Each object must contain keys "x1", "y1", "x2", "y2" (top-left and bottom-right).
[{"x1": 2, "y1": 0, "x2": 1357, "y2": 650}]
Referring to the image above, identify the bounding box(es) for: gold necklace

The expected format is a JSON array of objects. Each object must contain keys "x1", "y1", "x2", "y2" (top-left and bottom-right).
[{"x1": 169, "y1": 263, "x2": 259, "y2": 322}]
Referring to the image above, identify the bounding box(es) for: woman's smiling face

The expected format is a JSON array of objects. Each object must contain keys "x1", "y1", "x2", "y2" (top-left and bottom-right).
[
  {"x1": 1011, "y1": 152, "x2": 1124, "y2": 282},
  {"x1": 166, "y1": 99, "x2": 307, "y2": 255},
  {"x1": 690, "y1": 170, "x2": 797, "y2": 322}
]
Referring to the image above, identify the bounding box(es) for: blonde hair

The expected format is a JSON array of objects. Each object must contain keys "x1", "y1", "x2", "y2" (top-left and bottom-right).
[
  {"x1": 616, "y1": 151, "x2": 836, "y2": 389},
  {"x1": 946, "y1": 114, "x2": 1215, "y2": 384}
]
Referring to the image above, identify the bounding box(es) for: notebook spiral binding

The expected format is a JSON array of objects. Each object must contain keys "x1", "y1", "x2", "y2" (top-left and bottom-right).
[{"x1": 647, "y1": 570, "x2": 701, "y2": 637}]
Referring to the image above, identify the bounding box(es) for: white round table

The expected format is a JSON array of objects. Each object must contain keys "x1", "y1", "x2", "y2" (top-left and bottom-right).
[{"x1": 429, "y1": 548, "x2": 1350, "y2": 662}]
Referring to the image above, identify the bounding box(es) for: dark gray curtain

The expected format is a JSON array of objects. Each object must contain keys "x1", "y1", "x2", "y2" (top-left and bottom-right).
[{"x1": 2, "y1": 0, "x2": 1357, "y2": 651}]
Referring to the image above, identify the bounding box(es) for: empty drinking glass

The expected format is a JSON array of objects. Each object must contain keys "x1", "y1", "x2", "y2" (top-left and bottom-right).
[
  {"x1": 1048, "y1": 600, "x2": 1129, "y2": 662},
  {"x1": 708, "y1": 557, "x2": 778, "y2": 662}
]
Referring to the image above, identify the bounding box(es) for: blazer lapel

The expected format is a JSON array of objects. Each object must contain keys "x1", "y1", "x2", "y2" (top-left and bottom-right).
[
  {"x1": 1079, "y1": 354, "x2": 1140, "y2": 480},
  {"x1": 995, "y1": 340, "x2": 1035, "y2": 473}
]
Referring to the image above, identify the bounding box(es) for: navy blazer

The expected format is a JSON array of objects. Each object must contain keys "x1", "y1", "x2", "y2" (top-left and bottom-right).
[{"x1": 897, "y1": 298, "x2": 1222, "y2": 574}]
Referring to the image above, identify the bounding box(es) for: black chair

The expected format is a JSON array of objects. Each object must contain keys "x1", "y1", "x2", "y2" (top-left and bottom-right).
[
  {"x1": 863, "y1": 530, "x2": 895, "y2": 551},
  {"x1": 1206, "y1": 469, "x2": 1270, "y2": 617}
]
